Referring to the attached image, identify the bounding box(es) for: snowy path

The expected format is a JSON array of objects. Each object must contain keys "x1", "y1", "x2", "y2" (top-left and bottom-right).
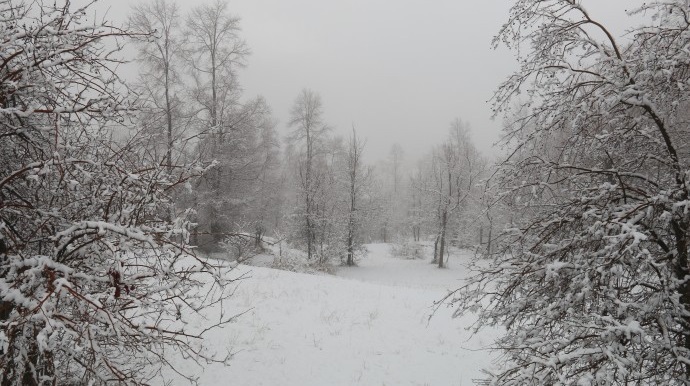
[
  {"x1": 164, "y1": 244, "x2": 496, "y2": 385},
  {"x1": 337, "y1": 243, "x2": 470, "y2": 290}
]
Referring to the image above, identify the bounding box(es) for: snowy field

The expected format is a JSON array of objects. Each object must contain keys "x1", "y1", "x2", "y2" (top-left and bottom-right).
[{"x1": 163, "y1": 244, "x2": 497, "y2": 385}]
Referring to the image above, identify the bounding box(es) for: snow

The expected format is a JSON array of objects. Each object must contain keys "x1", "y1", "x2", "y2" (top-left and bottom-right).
[
  {"x1": 162, "y1": 243, "x2": 498, "y2": 385},
  {"x1": 337, "y1": 243, "x2": 467, "y2": 291}
]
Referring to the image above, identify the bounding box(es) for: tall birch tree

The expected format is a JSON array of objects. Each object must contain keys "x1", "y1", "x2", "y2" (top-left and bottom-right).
[{"x1": 288, "y1": 89, "x2": 330, "y2": 261}]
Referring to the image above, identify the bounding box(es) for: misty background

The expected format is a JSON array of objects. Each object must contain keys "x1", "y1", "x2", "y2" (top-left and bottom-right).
[{"x1": 90, "y1": 0, "x2": 644, "y2": 162}]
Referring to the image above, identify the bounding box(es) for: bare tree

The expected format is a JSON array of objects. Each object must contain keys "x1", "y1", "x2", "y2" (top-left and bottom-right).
[
  {"x1": 129, "y1": 0, "x2": 184, "y2": 169},
  {"x1": 344, "y1": 128, "x2": 371, "y2": 266},
  {"x1": 409, "y1": 161, "x2": 428, "y2": 242},
  {"x1": 192, "y1": 96, "x2": 279, "y2": 250},
  {"x1": 288, "y1": 89, "x2": 330, "y2": 262},
  {"x1": 183, "y1": 1, "x2": 281, "y2": 252},
  {"x1": 185, "y1": 0, "x2": 249, "y2": 132},
  {"x1": 375, "y1": 144, "x2": 406, "y2": 243},
  {"x1": 390, "y1": 143, "x2": 404, "y2": 194},
  {"x1": 430, "y1": 119, "x2": 482, "y2": 268}
]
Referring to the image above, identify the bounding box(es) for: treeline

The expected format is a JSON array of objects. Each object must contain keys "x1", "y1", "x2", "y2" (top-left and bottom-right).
[{"x1": 127, "y1": 0, "x2": 496, "y2": 266}]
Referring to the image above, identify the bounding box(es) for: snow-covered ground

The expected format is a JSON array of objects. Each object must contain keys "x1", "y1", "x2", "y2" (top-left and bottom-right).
[{"x1": 164, "y1": 243, "x2": 497, "y2": 385}]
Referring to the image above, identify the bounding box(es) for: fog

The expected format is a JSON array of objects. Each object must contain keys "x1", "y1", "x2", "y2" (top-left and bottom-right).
[{"x1": 95, "y1": 0, "x2": 647, "y2": 162}]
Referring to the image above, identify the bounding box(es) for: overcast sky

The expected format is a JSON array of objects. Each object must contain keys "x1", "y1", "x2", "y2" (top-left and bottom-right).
[
  {"x1": 225, "y1": 0, "x2": 516, "y2": 161},
  {"x1": 109, "y1": 0, "x2": 643, "y2": 163}
]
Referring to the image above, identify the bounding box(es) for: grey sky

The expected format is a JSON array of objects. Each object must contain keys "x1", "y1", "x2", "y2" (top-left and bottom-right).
[
  {"x1": 110, "y1": 0, "x2": 642, "y2": 162},
  {"x1": 231, "y1": 0, "x2": 515, "y2": 161}
]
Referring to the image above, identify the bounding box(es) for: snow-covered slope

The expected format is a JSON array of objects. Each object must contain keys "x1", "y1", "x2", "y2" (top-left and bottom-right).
[{"x1": 165, "y1": 244, "x2": 497, "y2": 385}]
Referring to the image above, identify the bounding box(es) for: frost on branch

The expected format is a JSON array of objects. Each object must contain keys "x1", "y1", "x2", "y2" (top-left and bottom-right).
[
  {"x1": 450, "y1": 1, "x2": 690, "y2": 385},
  {"x1": 0, "y1": 1, "x2": 237, "y2": 385}
]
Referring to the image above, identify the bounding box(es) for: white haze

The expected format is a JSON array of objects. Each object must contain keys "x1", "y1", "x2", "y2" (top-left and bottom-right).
[{"x1": 101, "y1": 0, "x2": 643, "y2": 162}]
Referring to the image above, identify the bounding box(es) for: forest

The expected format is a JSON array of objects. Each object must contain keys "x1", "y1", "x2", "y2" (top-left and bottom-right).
[{"x1": 2, "y1": 0, "x2": 690, "y2": 385}]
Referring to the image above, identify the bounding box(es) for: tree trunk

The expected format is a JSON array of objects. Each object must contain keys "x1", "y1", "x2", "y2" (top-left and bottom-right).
[
  {"x1": 306, "y1": 209, "x2": 313, "y2": 260},
  {"x1": 211, "y1": 49, "x2": 217, "y2": 129},
  {"x1": 0, "y1": 241, "x2": 11, "y2": 324},
  {"x1": 346, "y1": 195, "x2": 356, "y2": 266},
  {"x1": 305, "y1": 129, "x2": 313, "y2": 260},
  {"x1": 438, "y1": 211, "x2": 447, "y2": 268},
  {"x1": 346, "y1": 230, "x2": 354, "y2": 266},
  {"x1": 1, "y1": 325, "x2": 46, "y2": 386},
  {"x1": 164, "y1": 62, "x2": 173, "y2": 170},
  {"x1": 433, "y1": 234, "x2": 439, "y2": 263},
  {"x1": 672, "y1": 220, "x2": 690, "y2": 378},
  {"x1": 486, "y1": 226, "x2": 492, "y2": 255}
]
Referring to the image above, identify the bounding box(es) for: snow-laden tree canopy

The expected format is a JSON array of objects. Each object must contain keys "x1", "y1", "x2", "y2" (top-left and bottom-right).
[
  {"x1": 0, "y1": 1, "x2": 236, "y2": 384},
  {"x1": 453, "y1": 1, "x2": 690, "y2": 385}
]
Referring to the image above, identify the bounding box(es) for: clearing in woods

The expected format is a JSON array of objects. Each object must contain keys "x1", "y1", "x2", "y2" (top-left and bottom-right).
[{"x1": 164, "y1": 243, "x2": 497, "y2": 386}]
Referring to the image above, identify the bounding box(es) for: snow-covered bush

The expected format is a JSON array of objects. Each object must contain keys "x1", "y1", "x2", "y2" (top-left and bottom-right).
[
  {"x1": 0, "y1": 1, "x2": 235, "y2": 384},
  {"x1": 390, "y1": 240, "x2": 424, "y2": 260},
  {"x1": 221, "y1": 231, "x2": 266, "y2": 262},
  {"x1": 269, "y1": 243, "x2": 336, "y2": 274},
  {"x1": 451, "y1": 1, "x2": 690, "y2": 385}
]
